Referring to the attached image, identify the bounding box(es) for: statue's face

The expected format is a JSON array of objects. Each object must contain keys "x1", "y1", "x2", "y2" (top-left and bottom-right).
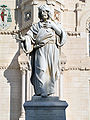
[{"x1": 39, "y1": 10, "x2": 48, "y2": 21}]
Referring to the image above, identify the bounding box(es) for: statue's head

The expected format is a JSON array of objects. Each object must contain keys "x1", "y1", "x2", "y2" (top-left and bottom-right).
[{"x1": 38, "y1": 5, "x2": 52, "y2": 21}]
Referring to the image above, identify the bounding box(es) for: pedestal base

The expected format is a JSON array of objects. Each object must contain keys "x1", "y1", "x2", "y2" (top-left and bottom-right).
[{"x1": 24, "y1": 96, "x2": 68, "y2": 120}]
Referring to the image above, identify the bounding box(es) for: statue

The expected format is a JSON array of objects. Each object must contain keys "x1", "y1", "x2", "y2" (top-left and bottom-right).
[{"x1": 18, "y1": 5, "x2": 66, "y2": 97}]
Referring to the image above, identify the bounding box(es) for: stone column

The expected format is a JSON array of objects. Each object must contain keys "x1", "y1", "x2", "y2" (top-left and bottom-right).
[
  {"x1": 18, "y1": 52, "x2": 29, "y2": 120},
  {"x1": 75, "y1": 3, "x2": 82, "y2": 31},
  {"x1": 19, "y1": 68, "x2": 26, "y2": 120},
  {"x1": 60, "y1": 55, "x2": 66, "y2": 100},
  {"x1": 26, "y1": 70, "x2": 31, "y2": 101},
  {"x1": 88, "y1": 79, "x2": 90, "y2": 120},
  {"x1": 60, "y1": 72, "x2": 63, "y2": 100},
  {"x1": 32, "y1": 1, "x2": 38, "y2": 23}
]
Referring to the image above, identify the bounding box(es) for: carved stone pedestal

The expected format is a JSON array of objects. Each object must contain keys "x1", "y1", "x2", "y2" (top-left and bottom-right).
[{"x1": 24, "y1": 96, "x2": 68, "y2": 120}]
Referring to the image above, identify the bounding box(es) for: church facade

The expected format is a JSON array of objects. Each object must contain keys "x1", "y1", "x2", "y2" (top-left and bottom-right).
[{"x1": 0, "y1": 0, "x2": 90, "y2": 120}]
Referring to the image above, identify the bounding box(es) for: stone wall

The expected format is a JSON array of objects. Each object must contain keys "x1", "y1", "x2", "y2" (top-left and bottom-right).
[
  {"x1": 62, "y1": 0, "x2": 90, "y2": 120},
  {"x1": 0, "y1": 34, "x2": 21, "y2": 120},
  {"x1": 0, "y1": 0, "x2": 21, "y2": 119},
  {"x1": 0, "y1": 0, "x2": 90, "y2": 120}
]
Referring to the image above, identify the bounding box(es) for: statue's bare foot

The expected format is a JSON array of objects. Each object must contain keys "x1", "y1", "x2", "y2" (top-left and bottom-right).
[{"x1": 41, "y1": 93, "x2": 48, "y2": 97}]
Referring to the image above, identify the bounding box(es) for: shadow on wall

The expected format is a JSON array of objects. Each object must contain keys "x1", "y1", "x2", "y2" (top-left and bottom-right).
[
  {"x1": 4, "y1": 42, "x2": 22, "y2": 120},
  {"x1": 4, "y1": 0, "x2": 23, "y2": 119},
  {"x1": 2, "y1": 0, "x2": 23, "y2": 119},
  {"x1": 2, "y1": 0, "x2": 24, "y2": 120}
]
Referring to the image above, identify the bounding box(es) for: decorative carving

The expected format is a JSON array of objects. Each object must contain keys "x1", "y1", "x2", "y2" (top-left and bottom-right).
[
  {"x1": 60, "y1": 53, "x2": 67, "y2": 72},
  {"x1": 54, "y1": 9, "x2": 60, "y2": 22},
  {"x1": 19, "y1": 61, "x2": 29, "y2": 71},
  {"x1": 0, "y1": 5, "x2": 12, "y2": 30},
  {"x1": 86, "y1": 17, "x2": 90, "y2": 32},
  {"x1": 64, "y1": 67, "x2": 90, "y2": 71},
  {"x1": 0, "y1": 24, "x2": 31, "y2": 35},
  {"x1": 18, "y1": 52, "x2": 30, "y2": 71},
  {"x1": 0, "y1": 66, "x2": 7, "y2": 69},
  {"x1": 24, "y1": 11, "x2": 31, "y2": 22},
  {"x1": 0, "y1": 29, "x2": 80, "y2": 38},
  {"x1": 0, "y1": 65, "x2": 19, "y2": 70},
  {"x1": 67, "y1": 31, "x2": 80, "y2": 36}
]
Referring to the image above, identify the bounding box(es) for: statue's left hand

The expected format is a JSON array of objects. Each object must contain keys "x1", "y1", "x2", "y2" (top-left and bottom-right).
[
  {"x1": 43, "y1": 20, "x2": 62, "y2": 35},
  {"x1": 43, "y1": 20, "x2": 60, "y2": 30},
  {"x1": 43, "y1": 20, "x2": 55, "y2": 28}
]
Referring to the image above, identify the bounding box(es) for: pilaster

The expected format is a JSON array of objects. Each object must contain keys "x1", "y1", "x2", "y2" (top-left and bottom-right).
[{"x1": 18, "y1": 52, "x2": 29, "y2": 120}]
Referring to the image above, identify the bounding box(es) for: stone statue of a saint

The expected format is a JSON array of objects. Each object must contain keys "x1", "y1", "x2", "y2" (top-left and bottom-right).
[{"x1": 19, "y1": 5, "x2": 66, "y2": 97}]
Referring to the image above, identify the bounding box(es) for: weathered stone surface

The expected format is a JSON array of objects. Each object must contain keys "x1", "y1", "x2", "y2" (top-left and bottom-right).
[
  {"x1": 0, "y1": 0, "x2": 90, "y2": 120},
  {"x1": 24, "y1": 96, "x2": 68, "y2": 120}
]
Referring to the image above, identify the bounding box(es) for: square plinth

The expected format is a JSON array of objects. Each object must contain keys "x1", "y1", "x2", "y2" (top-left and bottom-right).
[{"x1": 24, "y1": 96, "x2": 68, "y2": 120}]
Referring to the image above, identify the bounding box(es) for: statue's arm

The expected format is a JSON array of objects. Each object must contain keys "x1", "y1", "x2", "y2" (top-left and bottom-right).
[
  {"x1": 43, "y1": 20, "x2": 62, "y2": 36},
  {"x1": 18, "y1": 30, "x2": 34, "y2": 54},
  {"x1": 43, "y1": 20, "x2": 66, "y2": 46},
  {"x1": 56, "y1": 23, "x2": 66, "y2": 47},
  {"x1": 51, "y1": 22, "x2": 62, "y2": 36}
]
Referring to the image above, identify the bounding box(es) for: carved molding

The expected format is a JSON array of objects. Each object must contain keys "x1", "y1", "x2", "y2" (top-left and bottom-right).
[
  {"x1": 0, "y1": 24, "x2": 31, "y2": 35},
  {"x1": 21, "y1": 0, "x2": 37, "y2": 8},
  {"x1": 0, "y1": 66, "x2": 7, "y2": 70},
  {"x1": 0, "y1": 62, "x2": 29, "y2": 71},
  {"x1": 18, "y1": 51, "x2": 30, "y2": 71},
  {"x1": 86, "y1": 17, "x2": 90, "y2": 32},
  {"x1": 0, "y1": 65, "x2": 19, "y2": 70},
  {"x1": 0, "y1": 30, "x2": 19, "y2": 35},
  {"x1": 59, "y1": 66, "x2": 90, "y2": 72},
  {"x1": 64, "y1": 67, "x2": 90, "y2": 71},
  {"x1": 19, "y1": 61, "x2": 29, "y2": 71},
  {"x1": 0, "y1": 30, "x2": 81, "y2": 36},
  {"x1": 0, "y1": 65, "x2": 90, "y2": 71},
  {"x1": 67, "y1": 31, "x2": 80, "y2": 36}
]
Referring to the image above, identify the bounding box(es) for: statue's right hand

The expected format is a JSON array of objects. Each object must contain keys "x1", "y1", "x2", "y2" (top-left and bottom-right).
[
  {"x1": 19, "y1": 32, "x2": 25, "y2": 41},
  {"x1": 16, "y1": 32, "x2": 25, "y2": 41},
  {"x1": 19, "y1": 32, "x2": 22, "y2": 39}
]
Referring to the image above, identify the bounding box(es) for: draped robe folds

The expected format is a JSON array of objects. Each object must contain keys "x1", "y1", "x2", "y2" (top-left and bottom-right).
[{"x1": 21, "y1": 21, "x2": 66, "y2": 96}]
